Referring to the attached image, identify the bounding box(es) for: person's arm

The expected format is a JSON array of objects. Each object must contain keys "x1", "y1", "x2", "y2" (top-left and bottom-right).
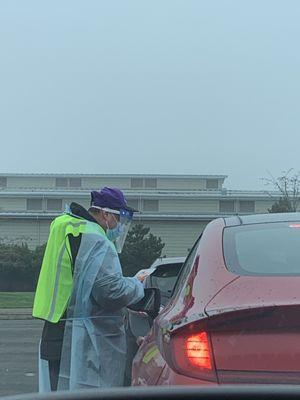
[{"x1": 92, "y1": 244, "x2": 144, "y2": 311}]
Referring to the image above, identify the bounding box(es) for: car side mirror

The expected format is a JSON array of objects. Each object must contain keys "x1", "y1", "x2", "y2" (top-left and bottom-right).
[{"x1": 127, "y1": 288, "x2": 161, "y2": 319}]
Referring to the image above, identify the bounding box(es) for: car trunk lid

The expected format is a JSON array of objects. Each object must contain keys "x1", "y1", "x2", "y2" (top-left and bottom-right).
[{"x1": 205, "y1": 277, "x2": 300, "y2": 383}]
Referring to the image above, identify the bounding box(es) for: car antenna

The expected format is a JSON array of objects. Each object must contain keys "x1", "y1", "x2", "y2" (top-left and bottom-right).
[{"x1": 235, "y1": 213, "x2": 243, "y2": 225}]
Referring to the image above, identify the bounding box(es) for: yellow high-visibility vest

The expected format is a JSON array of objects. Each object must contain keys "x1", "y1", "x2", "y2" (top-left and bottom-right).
[{"x1": 32, "y1": 213, "x2": 106, "y2": 323}]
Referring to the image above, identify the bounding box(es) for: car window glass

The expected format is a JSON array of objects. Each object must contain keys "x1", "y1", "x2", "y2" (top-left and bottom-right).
[
  {"x1": 149, "y1": 263, "x2": 183, "y2": 302},
  {"x1": 171, "y1": 236, "x2": 201, "y2": 298},
  {"x1": 224, "y1": 223, "x2": 300, "y2": 276}
]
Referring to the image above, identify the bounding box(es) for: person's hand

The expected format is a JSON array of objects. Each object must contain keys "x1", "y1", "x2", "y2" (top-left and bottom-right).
[
  {"x1": 136, "y1": 336, "x2": 145, "y2": 347},
  {"x1": 136, "y1": 272, "x2": 148, "y2": 282}
]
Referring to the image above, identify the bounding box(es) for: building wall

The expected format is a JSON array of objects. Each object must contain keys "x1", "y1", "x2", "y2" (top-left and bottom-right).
[
  {"x1": 0, "y1": 218, "x2": 52, "y2": 249},
  {"x1": 1, "y1": 175, "x2": 224, "y2": 191},
  {"x1": 81, "y1": 177, "x2": 131, "y2": 190},
  {"x1": 136, "y1": 219, "x2": 208, "y2": 257},
  {"x1": 158, "y1": 199, "x2": 219, "y2": 213},
  {"x1": 255, "y1": 200, "x2": 274, "y2": 213},
  {"x1": 0, "y1": 195, "x2": 250, "y2": 214},
  {"x1": 0, "y1": 216, "x2": 208, "y2": 255},
  {"x1": 0, "y1": 174, "x2": 282, "y2": 257},
  {"x1": 157, "y1": 178, "x2": 205, "y2": 190},
  {"x1": 61, "y1": 197, "x2": 90, "y2": 209},
  {"x1": 0, "y1": 197, "x2": 26, "y2": 211},
  {"x1": 6, "y1": 176, "x2": 55, "y2": 189}
]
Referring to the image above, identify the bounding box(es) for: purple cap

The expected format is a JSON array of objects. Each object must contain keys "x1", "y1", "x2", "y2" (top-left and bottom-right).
[{"x1": 90, "y1": 187, "x2": 137, "y2": 213}]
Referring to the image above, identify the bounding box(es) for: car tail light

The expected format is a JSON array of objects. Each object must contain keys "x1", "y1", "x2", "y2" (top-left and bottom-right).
[
  {"x1": 162, "y1": 324, "x2": 217, "y2": 382},
  {"x1": 185, "y1": 332, "x2": 212, "y2": 369}
]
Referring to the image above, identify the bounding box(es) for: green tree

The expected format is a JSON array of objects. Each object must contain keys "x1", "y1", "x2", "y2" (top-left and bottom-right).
[
  {"x1": 0, "y1": 242, "x2": 47, "y2": 291},
  {"x1": 119, "y1": 223, "x2": 165, "y2": 276},
  {"x1": 263, "y1": 169, "x2": 300, "y2": 213},
  {"x1": 31, "y1": 243, "x2": 47, "y2": 288},
  {"x1": 268, "y1": 197, "x2": 294, "y2": 213},
  {"x1": 0, "y1": 243, "x2": 33, "y2": 291}
]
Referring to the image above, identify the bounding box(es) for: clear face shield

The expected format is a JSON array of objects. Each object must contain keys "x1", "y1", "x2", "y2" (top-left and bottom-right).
[
  {"x1": 91, "y1": 206, "x2": 133, "y2": 253},
  {"x1": 113, "y1": 209, "x2": 133, "y2": 253}
]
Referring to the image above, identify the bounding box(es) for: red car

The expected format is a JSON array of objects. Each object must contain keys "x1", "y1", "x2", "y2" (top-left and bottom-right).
[{"x1": 132, "y1": 213, "x2": 300, "y2": 386}]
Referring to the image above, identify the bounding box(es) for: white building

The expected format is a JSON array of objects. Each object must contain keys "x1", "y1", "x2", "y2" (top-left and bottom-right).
[{"x1": 0, "y1": 173, "x2": 276, "y2": 256}]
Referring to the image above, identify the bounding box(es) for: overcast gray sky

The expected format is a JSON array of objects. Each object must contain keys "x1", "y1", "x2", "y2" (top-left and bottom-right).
[{"x1": 0, "y1": 0, "x2": 299, "y2": 190}]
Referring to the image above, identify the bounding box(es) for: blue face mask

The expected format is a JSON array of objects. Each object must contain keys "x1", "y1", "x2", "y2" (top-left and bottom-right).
[{"x1": 106, "y1": 222, "x2": 124, "y2": 242}]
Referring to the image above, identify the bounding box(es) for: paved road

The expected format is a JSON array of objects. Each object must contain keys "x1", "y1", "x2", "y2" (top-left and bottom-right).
[{"x1": 0, "y1": 319, "x2": 43, "y2": 397}]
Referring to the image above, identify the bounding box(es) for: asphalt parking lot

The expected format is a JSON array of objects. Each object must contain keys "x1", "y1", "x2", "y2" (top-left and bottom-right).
[{"x1": 0, "y1": 319, "x2": 43, "y2": 397}]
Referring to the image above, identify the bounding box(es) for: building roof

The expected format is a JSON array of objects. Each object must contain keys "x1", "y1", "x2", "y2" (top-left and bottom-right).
[{"x1": 0, "y1": 173, "x2": 228, "y2": 179}]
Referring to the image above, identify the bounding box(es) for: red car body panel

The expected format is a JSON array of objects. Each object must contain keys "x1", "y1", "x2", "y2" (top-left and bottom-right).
[
  {"x1": 132, "y1": 218, "x2": 231, "y2": 386},
  {"x1": 157, "y1": 364, "x2": 216, "y2": 386},
  {"x1": 205, "y1": 277, "x2": 300, "y2": 382},
  {"x1": 155, "y1": 219, "x2": 236, "y2": 327},
  {"x1": 132, "y1": 216, "x2": 300, "y2": 386},
  {"x1": 206, "y1": 276, "x2": 300, "y2": 314}
]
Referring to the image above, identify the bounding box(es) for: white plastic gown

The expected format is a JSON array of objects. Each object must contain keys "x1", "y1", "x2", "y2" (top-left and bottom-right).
[{"x1": 57, "y1": 231, "x2": 144, "y2": 390}]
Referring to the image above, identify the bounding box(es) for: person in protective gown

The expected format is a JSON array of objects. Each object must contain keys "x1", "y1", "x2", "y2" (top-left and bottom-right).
[{"x1": 32, "y1": 187, "x2": 145, "y2": 391}]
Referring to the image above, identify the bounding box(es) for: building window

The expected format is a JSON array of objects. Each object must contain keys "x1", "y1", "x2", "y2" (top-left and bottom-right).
[
  {"x1": 56, "y1": 178, "x2": 68, "y2": 188},
  {"x1": 143, "y1": 200, "x2": 159, "y2": 212},
  {"x1": 239, "y1": 200, "x2": 255, "y2": 213},
  {"x1": 47, "y1": 199, "x2": 63, "y2": 211},
  {"x1": 145, "y1": 178, "x2": 157, "y2": 189},
  {"x1": 219, "y1": 200, "x2": 235, "y2": 213},
  {"x1": 0, "y1": 177, "x2": 7, "y2": 187},
  {"x1": 69, "y1": 178, "x2": 82, "y2": 188},
  {"x1": 27, "y1": 198, "x2": 43, "y2": 211},
  {"x1": 206, "y1": 179, "x2": 219, "y2": 189},
  {"x1": 131, "y1": 177, "x2": 157, "y2": 189},
  {"x1": 131, "y1": 178, "x2": 143, "y2": 188},
  {"x1": 127, "y1": 199, "x2": 139, "y2": 211}
]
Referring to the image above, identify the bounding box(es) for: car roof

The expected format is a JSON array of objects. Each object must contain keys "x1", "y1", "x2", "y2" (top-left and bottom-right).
[
  {"x1": 150, "y1": 256, "x2": 186, "y2": 268},
  {"x1": 224, "y1": 212, "x2": 300, "y2": 227}
]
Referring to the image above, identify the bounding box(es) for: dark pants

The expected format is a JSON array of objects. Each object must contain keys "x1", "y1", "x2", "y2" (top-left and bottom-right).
[
  {"x1": 41, "y1": 320, "x2": 65, "y2": 391},
  {"x1": 49, "y1": 359, "x2": 60, "y2": 391}
]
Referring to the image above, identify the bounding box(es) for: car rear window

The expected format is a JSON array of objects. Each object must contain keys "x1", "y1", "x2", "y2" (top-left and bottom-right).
[{"x1": 223, "y1": 222, "x2": 300, "y2": 276}]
